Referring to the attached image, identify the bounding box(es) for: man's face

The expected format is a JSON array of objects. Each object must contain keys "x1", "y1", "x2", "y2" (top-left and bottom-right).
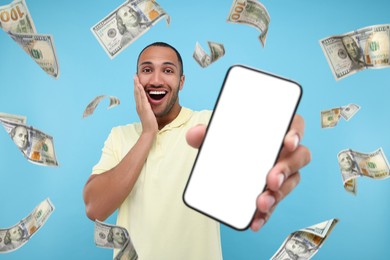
[
  {"x1": 339, "y1": 153, "x2": 353, "y2": 171},
  {"x1": 118, "y1": 6, "x2": 138, "y2": 27},
  {"x1": 112, "y1": 227, "x2": 126, "y2": 245},
  {"x1": 285, "y1": 239, "x2": 307, "y2": 255},
  {"x1": 12, "y1": 126, "x2": 28, "y2": 149},
  {"x1": 137, "y1": 45, "x2": 184, "y2": 118},
  {"x1": 343, "y1": 37, "x2": 360, "y2": 60},
  {"x1": 9, "y1": 226, "x2": 23, "y2": 241}
]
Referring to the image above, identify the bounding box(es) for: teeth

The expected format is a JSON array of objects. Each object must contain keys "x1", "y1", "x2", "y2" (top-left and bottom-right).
[{"x1": 149, "y1": 91, "x2": 166, "y2": 95}]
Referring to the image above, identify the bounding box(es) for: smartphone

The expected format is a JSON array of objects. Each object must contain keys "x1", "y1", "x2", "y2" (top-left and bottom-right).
[{"x1": 183, "y1": 65, "x2": 302, "y2": 230}]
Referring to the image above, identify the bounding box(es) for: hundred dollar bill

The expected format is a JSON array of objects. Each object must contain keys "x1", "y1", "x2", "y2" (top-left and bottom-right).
[
  {"x1": 91, "y1": 0, "x2": 170, "y2": 59},
  {"x1": 0, "y1": 0, "x2": 36, "y2": 34},
  {"x1": 321, "y1": 103, "x2": 360, "y2": 128},
  {"x1": 95, "y1": 220, "x2": 138, "y2": 260},
  {"x1": 0, "y1": 119, "x2": 59, "y2": 166},
  {"x1": 0, "y1": 198, "x2": 54, "y2": 253},
  {"x1": 320, "y1": 24, "x2": 390, "y2": 80},
  {"x1": 337, "y1": 147, "x2": 390, "y2": 195},
  {"x1": 7, "y1": 32, "x2": 60, "y2": 79},
  {"x1": 271, "y1": 218, "x2": 338, "y2": 260},
  {"x1": 83, "y1": 95, "x2": 121, "y2": 118},
  {"x1": 0, "y1": 112, "x2": 27, "y2": 124},
  {"x1": 320, "y1": 108, "x2": 341, "y2": 128},
  {"x1": 227, "y1": 0, "x2": 270, "y2": 47},
  {"x1": 340, "y1": 103, "x2": 360, "y2": 121},
  {"x1": 193, "y1": 41, "x2": 225, "y2": 68}
]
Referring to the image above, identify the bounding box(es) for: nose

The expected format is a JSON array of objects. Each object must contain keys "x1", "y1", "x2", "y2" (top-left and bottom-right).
[{"x1": 149, "y1": 71, "x2": 164, "y2": 87}]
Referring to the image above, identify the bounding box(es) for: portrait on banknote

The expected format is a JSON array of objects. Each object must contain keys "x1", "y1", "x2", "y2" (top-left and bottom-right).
[
  {"x1": 342, "y1": 35, "x2": 366, "y2": 69},
  {"x1": 116, "y1": 4, "x2": 146, "y2": 47},
  {"x1": 9, "y1": 125, "x2": 30, "y2": 154},
  {"x1": 282, "y1": 235, "x2": 317, "y2": 260},
  {"x1": 0, "y1": 225, "x2": 28, "y2": 252},
  {"x1": 106, "y1": 226, "x2": 127, "y2": 248},
  {"x1": 338, "y1": 151, "x2": 359, "y2": 180}
]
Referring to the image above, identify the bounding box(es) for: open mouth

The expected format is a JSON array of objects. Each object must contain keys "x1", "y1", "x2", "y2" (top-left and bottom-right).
[{"x1": 148, "y1": 90, "x2": 167, "y2": 101}]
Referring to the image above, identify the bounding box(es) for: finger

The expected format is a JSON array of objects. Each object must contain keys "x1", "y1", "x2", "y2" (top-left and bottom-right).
[
  {"x1": 251, "y1": 172, "x2": 301, "y2": 231},
  {"x1": 186, "y1": 124, "x2": 206, "y2": 148},
  {"x1": 134, "y1": 75, "x2": 149, "y2": 112},
  {"x1": 262, "y1": 172, "x2": 301, "y2": 213},
  {"x1": 283, "y1": 114, "x2": 305, "y2": 152},
  {"x1": 266, "y1": 145, "x2": 310, "y2": 191}
]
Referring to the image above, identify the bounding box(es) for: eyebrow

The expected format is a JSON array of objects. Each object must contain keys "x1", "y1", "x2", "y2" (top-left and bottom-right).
[{"x1": 139, "y1": 61, "x2": 178, "y2": 68}]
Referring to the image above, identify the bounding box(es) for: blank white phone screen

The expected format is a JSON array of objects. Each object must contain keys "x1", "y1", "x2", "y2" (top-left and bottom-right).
[{"x1": 183, "y1": 65, "x2": 302, "y2": 230}]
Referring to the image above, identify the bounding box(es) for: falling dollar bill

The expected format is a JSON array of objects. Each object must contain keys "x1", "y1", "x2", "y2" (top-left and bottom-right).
[
  {"x1": 227, "y1": 0, "x2": 270, "y2": 47},
  {"x1": 0, "y1": 198, "x2": 54, "y2": 253},
  {"x1": 337, "y1": 148, "x2": 390, "y2": 195},
  {"x1": 94, "y1": 220, "x2": 138, "y2": 260},
  {"x1": 271, "y1": 218, "x2": 339, "y2": 260},
  {"x1": 0, "y1": 119, "x2": 59, "y2": 166},
  {"x1": 340, "y1": 103, "x2": 360, "y2": 121},
  {"x1": 321, "y1": 103, "x2": 360, "y2": 128},
  {"x1": 91, "y1": 0, "x2": 170, "y2": 59},
  {"x1": 320, "y1": 24, "x2": 390, "y2": 80},
  {"x1": 0, "y1": 0, "x2": 60, "y2": 78},
  {"x1": 193, "y1": 41, "x2": 225, "y2": 68},
  {"x1": 0, "y1": 112, "x2": 27, "y2": 124},
  {"x1": 83, "y1": 95, "x2": 121, "y2": 118},
  {"x1": 7, "y1": 32, "x2": 60, "y2": 79},
  {"x1": 320, "y1": 108, "x2": 341, "y2": 128},
  {"x1": 0, "y1": 0, "x2": 36, "y2": 34}
]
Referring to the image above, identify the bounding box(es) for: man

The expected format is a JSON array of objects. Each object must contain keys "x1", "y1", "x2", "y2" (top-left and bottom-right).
[{"x1": 83, "y1": 42, "x2": 311, "y2": 259}]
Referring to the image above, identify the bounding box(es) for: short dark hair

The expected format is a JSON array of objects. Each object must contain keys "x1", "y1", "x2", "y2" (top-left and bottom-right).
[{"x1": 137, "y1": 42, "x2": 184, "y2": 76}]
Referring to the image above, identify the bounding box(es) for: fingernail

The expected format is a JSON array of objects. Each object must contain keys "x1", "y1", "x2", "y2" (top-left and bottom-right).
[
  {"x1": 293, "y1": 134, "x2": 300, "y2": 150},
  {"x1": 264, "y1": 195, "x2": 275, "y2": 210},
  {"x1": 277, "y1": 173, "x2": 285, "y2": 189},
  {"x1": 257, "y1": 218, "x2": 265, "y2": 229}
]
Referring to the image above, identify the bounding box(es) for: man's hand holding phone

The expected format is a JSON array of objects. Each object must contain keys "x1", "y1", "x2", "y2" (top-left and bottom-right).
[{"x1": 186, "y1": 114, "x2": 311, "y2": 231}]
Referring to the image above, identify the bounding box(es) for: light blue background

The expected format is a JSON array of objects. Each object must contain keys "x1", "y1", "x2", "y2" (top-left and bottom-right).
[{"x1": 1, "y1": 0, "x2": 389, "y2": 259}]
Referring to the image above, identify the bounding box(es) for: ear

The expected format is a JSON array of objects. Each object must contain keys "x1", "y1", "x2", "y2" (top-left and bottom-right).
[{"x1": 179, "y1": 75, "x2": 185, "y2": 91}]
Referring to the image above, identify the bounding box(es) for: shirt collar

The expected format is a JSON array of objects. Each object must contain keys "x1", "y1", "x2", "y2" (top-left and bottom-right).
[{"x1": 159, "y1": 107, "x2": 193, "y2": 132}]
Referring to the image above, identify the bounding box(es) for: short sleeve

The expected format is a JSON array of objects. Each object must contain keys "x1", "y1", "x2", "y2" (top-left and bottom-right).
[{"x1": 91, "y1": 128, "x2": 120, "y2": 175}]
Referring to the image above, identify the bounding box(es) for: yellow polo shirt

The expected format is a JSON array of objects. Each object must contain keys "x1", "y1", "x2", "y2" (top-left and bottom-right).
[{"x1": 92, "y1": 107, "x2": 222, "y2": 260}]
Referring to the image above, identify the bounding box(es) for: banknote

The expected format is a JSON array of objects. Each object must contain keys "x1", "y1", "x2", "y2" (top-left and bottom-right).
[
  {"x1": 0, "y1": 0, "x2": 36, "y2": 34},
  {"x1": 320, "y1": 24, "x2": 390, "y2": 80},
  {"x1": 271, "y1": 218, "x2": 338, "y2": 260},
  {"x1": 91, "y1": 0, "x2": 170, "y2": 59},
  {"x1": 1, "y1": 0, "x2": 59, "y2": 78},
  {"x1": 0, "y1": 112, "x2": 27, "y2": 124},
  {"x1": 7, "y1": 32, "x2": 60, "y2": 79},
  {"x1": 0, "y1": 198, "x2": 54, "y2": 253},
  {"x1": 227, "y1": 0, "x2": 270, "y2": 47},
  {"x1": 95, "y1": 220, "x2": 138, "y2": 260},
  {"x1": 320, "y1": 108, "x2": 341, "y2": 128},
  {"x1": 193, "y1": 41, "x2": 225, "y2": 68},
  {"x1": 0, "y1": 119, "x2": 59, "y2": 166},
  {"x1": 340, "y1": 103, "x2": 360, "y2": 121},
  {"x1": 337, "y1": 148, "x2": 390, "y2": 195},
  {"x1": 321, "y1": 103, "x2": 360, "y2": 128},
  {"x1": 83, "y1": 95, "x2": 121, "y2": 118}
]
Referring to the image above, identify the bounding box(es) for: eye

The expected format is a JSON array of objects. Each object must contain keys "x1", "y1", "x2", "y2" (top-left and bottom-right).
[
  {"x1": 141, "y1": 67, "x2": 152, "y2": 73},
  {"x1": 164, "y1": 68, "x2": 174, "y2": 74}
]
